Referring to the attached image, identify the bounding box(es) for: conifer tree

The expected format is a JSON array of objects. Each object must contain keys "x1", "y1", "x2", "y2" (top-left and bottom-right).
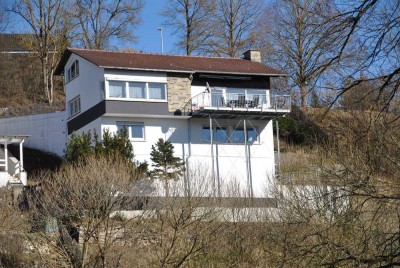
[{"x1": 150, "y1": 138, "x2": 184, "y2": 196}]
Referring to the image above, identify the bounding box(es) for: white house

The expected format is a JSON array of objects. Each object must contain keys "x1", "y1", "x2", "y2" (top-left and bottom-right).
[{"x1": 54, "y1": 48, "x2": 290, "y2": 198}]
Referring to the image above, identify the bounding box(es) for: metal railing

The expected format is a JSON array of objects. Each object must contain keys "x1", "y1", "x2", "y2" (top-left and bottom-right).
[{"x1": 182, "y1": 92, "x2": 291, "y2": 115}]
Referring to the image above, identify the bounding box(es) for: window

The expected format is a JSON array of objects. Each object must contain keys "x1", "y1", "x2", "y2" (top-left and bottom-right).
[
  {"x1": 109, "y1": 81, "x2": 126, "y2": 98},
  {"x1": 117, "y1": 122, "x2": 145, "y2": 140},
  {"x1": 202, "y1": 126, "x2": 228, "y2": 142},
  {"x1": 232, "y1": 128, "x2": 258, "y2": 143},
  {"x1": 68, "y1": 96, "x2": 81, "y2": 117},
  {"x1": 107, "y1": 81, "x2": 166, "y2": 101},
  {"x1": 215, "y1": 127, "x2": 228, "y2": 142},
  {"x1": 66, "y1": 60, "x2": 79, "y2": 82},
  {"x1": 129, "y1": 82, "x2": 146, "y2": 99},
  {"x1": 148, "y1": 83, "x2": 166, "y2": 100}
]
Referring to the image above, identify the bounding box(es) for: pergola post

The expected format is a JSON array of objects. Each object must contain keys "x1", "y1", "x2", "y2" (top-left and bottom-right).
[
  {"x1": 19, "y1": 140, "x2": 24, "y2": 172},
  {"x1": 4, "y1": 141, "x2": 8, "y2": 172}
]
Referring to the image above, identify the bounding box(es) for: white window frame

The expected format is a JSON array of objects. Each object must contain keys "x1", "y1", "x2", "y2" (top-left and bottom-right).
[
  {"x1": 68, "y1": 96, "x2": 81, "y2": 118},
  {"x1": 66, "y1": 60, "x2": 79, "y2": 83},
  {"x1": 106, "y1": 80, "x2": 167, "y2": 102},
  {"x1": 117, "y1": 122, "x2": 145, "y2": 141}
]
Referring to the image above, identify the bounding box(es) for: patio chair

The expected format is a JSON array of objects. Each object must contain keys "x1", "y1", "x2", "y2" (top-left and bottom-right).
[
  {"x1": 238, "y1": 94, "x2": 246, "y2": 108},
  {"x1": 220, "y1": 95, "x2": 226, "y2": 107},
  {"x1": 252, "y1": 95, "x2": 259, "y2": 108}
]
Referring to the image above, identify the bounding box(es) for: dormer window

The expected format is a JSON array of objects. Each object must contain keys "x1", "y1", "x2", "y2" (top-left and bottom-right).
[{"x1": 66, "y1": 60, "x2": 79, "y2": 83}]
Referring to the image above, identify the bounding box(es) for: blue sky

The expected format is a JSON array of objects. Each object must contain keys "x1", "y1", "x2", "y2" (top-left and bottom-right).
[
  {"x1": 4, "y1": 0, "x2": 177, "y2": 54},
  {"x1": 131, "y1": 0, "x2": 176, "y2": 54}
]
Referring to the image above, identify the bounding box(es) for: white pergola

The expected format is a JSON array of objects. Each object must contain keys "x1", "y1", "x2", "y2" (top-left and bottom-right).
[{"x1": 0, "y1": 135, "x2": 30, "y2": 186}]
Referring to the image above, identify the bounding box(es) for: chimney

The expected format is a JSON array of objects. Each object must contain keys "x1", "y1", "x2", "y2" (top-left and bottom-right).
[{"x1": 243, "y1": 50, "x2": 261, "y2": 63}]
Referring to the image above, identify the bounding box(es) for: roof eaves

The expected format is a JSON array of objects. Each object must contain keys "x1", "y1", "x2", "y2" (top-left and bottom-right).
[
  {"x1": 101, "y1": 66, "x2": 195, "y2": 74},
  {"x1": 101, "y1": 66, "x2": 287, "y2": 77},
  {"x1": 193, "y1": 70, "x2": 288, "y2": 77}
]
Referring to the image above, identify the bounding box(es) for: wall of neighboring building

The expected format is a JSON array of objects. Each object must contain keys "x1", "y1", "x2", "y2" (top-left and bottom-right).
[{"x1": 0, "y1": 112, "x2": 67, "y2": 156}]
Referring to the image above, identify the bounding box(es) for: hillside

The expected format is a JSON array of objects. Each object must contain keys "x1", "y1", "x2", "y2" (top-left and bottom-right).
[{"x1": 0, "y1": 34, "x2": 65, "y2": 117}]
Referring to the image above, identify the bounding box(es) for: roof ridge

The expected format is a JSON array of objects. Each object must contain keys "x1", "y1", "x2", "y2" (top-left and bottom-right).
[{"x1": 67, "y1": 47, "x2": 246, "y2": 61}]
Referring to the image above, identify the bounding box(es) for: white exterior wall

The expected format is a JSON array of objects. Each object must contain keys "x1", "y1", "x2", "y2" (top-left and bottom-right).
[
  {"x1": 0, "y1": 112, "x2": 67, "y2": 156},
  {"x1": 65, "y1": 55, "x2": 104, "y2": 114},
  {"x1": 101, "y1": 116, "x2": 275, "y2": 198},
  {"x1": 188, "y1": 118, "x2": 275, "y2": 197},
  {"x1": 101, "y1": 116, "x2": 189, "y2": 163},
  {"x1": 70, "y1": 117, "x2": 103, "y2": 138}
]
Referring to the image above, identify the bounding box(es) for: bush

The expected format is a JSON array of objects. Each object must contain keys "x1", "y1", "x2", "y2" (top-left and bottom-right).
[{"x1": 64, "y1": 128, "x2": 134, "y2": 163}]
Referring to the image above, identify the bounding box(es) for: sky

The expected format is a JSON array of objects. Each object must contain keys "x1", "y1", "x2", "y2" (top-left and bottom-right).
[
  {"x1": 130, "y1": 0, "x2": 176, "y2": 54},
  {"x1": 3, "y1": 0, "x2": 177, "y2": 54}
]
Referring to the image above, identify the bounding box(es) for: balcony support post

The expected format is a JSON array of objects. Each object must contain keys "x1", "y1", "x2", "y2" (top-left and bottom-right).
[
  {"x1": 185, "y1": 118, "x2": 192, "y2": 197},
  {"x1": 209, "y1": 114, "x2": 216, "y2": 197},
  {"x1": 276, "y1": 119, "x2": 281, "y2": 174},
  {"x1": 244, "y1": 116, "x2": 253, "y2": 197}
]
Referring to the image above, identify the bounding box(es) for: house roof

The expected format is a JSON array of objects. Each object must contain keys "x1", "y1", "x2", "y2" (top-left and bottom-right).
[
  {"x1": 55, "y1": 48, "x2": 286, "y2": 76},
  {"x1": 0, "y1": 34, "x2": 35, "y2": 52}
]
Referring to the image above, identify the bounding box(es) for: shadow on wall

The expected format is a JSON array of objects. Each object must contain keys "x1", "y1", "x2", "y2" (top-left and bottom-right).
[{"x1": 8, "y1": 144, "x2": 63, "y2": 175}]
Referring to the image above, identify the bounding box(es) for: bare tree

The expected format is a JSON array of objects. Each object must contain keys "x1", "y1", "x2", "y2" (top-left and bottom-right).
[
  {"x1": 9, "y1": 0, "x2": 71, "y2": 105},
  {"x1": 71, "y1": 0, "x2": 144, "y2": 49},
  {"x1": 207, "y1": 0, "x2": 264, "y2": 57},
  {"x1": 0, "y1": 2, "x2": 10, "y2": 32},
  {"x1": 138, "y1": 167, "x2": 222, "y2": 267},
  {"x1": 28, "y1": 154, "x2": 138, "y2": 267},
  {"x1": 260, "y1": 109, "x2": 400, "y2": 267},
  {"x1": 324, "y1": 0, "x2": 400, "y2": 111},
  {"x1": 260, "y1": 0, "x2": 347, "y2": 107},
  {"x1": 0, "y1": 188, "x2": 29, "y2": 267},
  {"x1": 162, "y1": 0, "x2": 214, "y2": 55}
]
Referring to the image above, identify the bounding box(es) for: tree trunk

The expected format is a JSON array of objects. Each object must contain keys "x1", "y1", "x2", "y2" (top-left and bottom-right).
[
  {"x1": 165, "y1": 179, "x2": 170, "y2": 197},
  {"x1": 300, "y1": 84, "x2": 307, "y2": 107}
]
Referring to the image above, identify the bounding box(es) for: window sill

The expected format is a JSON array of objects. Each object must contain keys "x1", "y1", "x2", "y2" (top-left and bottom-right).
[
  {"x1": 107, "y1": 98, "x2": 167, "y2": 102},
  {"x1": 67, "y1": 111, "x2": 81, "y2": 120},
  {"x1": 130, "y1": 139, "x2": 146, "y2": 142},
  {"x1": 65, "y1": 74, "x2": 79, "y2": 84}
]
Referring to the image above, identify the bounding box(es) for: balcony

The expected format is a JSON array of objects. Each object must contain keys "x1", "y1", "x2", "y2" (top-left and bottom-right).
[{"x1": 182, "y1": 92, "x2": 291, "y2": 119}]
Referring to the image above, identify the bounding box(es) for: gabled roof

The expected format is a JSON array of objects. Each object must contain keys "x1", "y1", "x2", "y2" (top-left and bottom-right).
[{"x1": 55, "y1": 48, "x2": 286, "y2": 76}]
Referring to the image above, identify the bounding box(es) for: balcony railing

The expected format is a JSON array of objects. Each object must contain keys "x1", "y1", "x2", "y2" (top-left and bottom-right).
[{"x1": 182, "y1": 93, "x2": 291, "y2": 116}]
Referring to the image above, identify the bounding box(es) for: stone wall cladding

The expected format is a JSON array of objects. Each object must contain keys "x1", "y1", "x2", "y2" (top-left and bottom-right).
[{"x1": 167, "y1": 73, "x2": 192, "y2": 113}]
